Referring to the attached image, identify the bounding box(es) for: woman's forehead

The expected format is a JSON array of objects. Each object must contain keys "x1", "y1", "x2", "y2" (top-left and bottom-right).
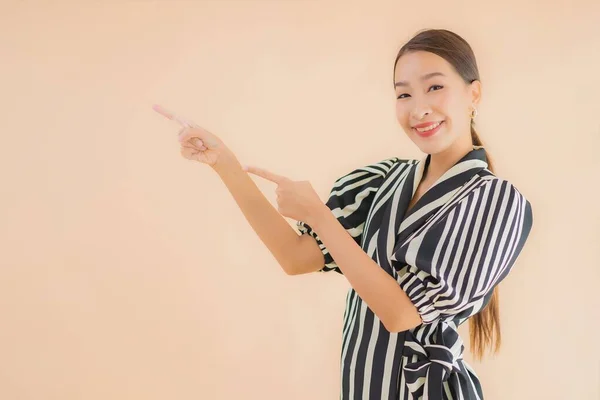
[{"x1": 394, "y1": 51, "x2": 454, "y2": 83}]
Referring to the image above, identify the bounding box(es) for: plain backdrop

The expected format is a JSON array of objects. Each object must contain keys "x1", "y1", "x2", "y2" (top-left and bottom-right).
[{"x1": 1, "y1": 0, "x2": 599, "y2": 399}]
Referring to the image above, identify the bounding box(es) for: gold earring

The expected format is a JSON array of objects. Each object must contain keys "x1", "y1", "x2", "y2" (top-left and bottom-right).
[{"x1": 471, "y1": 106, "x2": 478, "y2": 120}]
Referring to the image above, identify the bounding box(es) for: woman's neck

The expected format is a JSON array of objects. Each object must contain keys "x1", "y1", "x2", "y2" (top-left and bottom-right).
[{"x1": 424, "y1": 139, "x2": 473, "y2": 184}]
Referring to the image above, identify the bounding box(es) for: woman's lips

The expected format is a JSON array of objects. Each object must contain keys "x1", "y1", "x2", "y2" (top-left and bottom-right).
[{"x1": 414, "y1": 121, "x2": 444, "y2": 138}]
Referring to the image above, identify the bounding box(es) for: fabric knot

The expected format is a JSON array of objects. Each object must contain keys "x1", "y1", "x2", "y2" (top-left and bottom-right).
[{"x1": 402, "y1": 333, "x2": 460, "y2": 398}]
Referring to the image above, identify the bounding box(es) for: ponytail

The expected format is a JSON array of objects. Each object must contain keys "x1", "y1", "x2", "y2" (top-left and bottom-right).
[{"x1": 469, "y1": 123, "x2": 501, "y2": 360}]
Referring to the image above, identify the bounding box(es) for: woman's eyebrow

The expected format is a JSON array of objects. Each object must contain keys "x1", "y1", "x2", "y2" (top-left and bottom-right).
[{"x1": 394, "y1": 72, "x2": 446, "y2": 87}]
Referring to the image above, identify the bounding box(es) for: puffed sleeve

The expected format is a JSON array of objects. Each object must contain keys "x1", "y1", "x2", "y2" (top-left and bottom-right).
[
  {"x1": 297, "y1": 158, "x2": 397, "y2": 274},
  {"x1": 393, "y1": 178, "x2": 533, "y2": 323}
]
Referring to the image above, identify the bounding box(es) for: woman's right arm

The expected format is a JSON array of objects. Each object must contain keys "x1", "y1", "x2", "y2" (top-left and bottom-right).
[
  {"x1": 213, "y1": 157, "x2": 325, "y2": 275},
  {"x1": 151, "y1": 106, "x2": 324, "y2": 275}
]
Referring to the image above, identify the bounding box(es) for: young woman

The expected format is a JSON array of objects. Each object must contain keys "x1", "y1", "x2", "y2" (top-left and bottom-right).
[{"x1": 155, "y1": 29, "x2": 533, "y2": 400}]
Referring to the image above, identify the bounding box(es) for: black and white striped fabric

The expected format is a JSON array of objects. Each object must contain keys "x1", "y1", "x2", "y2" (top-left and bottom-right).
[{"x1": 297, "y1": 147, "x2": 533, "y2": 400}]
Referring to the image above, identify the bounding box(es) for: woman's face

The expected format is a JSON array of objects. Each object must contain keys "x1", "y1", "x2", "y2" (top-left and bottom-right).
[{"x1": 393, "y1": 51, "x2": 480, "y2": 156}]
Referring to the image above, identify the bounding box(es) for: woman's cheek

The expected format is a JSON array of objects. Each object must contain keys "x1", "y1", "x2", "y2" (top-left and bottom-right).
[
  {"x1": 434, "y1": 94, "x2": 451, "y2": 115},
  {"x1": 395, "y1": 103, "x2": 410, "y2": 131}
]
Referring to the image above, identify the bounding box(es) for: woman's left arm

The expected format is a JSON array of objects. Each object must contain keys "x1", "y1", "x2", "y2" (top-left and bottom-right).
[
  {"x1": 392, "y1": 180, "x2": 534, "y2": 326},
  {"x1": 311, "y1": 179, "x2": 533, "y2": 331},
  {"x1": 244, "y1": 164, "x2": 421, "y2": 332},
  {"x1": 309, "y1": 207, "x2": 422, "y2": 332}
]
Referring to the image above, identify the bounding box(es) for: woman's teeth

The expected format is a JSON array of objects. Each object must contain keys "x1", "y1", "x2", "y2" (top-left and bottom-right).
[{"x1": 416, "y1": 121, "x2": 442, "y2": 132}]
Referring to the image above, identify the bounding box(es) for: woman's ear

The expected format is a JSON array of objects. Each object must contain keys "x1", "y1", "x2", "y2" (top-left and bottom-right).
[{"x1": 469, "y1": 79, "x2": 482, "y2": 107}]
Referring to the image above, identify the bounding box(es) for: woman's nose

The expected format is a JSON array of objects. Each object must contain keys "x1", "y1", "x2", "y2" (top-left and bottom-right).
[
  {"x1": 411, "y1": 108, "x2": 431, "y2": 120},
  {"x1": 410, "y1": 99, "x2": 432, "y2": 120}
]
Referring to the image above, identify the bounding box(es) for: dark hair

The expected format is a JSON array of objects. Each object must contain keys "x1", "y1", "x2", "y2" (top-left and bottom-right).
[{"x1": 393, "y1": 29, "x2": 499, "y2": 361}]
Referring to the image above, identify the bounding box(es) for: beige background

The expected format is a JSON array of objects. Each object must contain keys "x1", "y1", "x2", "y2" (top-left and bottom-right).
[{"x1": 1, "y1": 0, "x2": 599, "y2": 399}]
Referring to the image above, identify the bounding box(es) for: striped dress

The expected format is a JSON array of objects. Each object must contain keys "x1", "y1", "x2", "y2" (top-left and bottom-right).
[{"x1": 297, "y1": 147, "x2": 533, "y2": 400}]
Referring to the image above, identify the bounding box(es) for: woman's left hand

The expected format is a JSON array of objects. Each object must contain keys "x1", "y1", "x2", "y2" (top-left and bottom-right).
[{"x1": 244, "y1": 165, "x2": 327, "y2": 226}]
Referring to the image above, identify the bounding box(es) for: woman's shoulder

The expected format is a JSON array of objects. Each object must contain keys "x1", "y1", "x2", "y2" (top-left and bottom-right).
[
  {"x1": 477, "y1": 170, "x2": 530, "y2": 198},
  {"x1": 339, "y1": 157, "x2": 417, "y2": 179},
  {"x1": 468, "y1": 170, "x2": 534, "y2": 220}
]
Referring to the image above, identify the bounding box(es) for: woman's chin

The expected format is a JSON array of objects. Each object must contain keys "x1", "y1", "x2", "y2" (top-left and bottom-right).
[{"x1": 412, "y1": 137, "x2": 449, "y2": 155}]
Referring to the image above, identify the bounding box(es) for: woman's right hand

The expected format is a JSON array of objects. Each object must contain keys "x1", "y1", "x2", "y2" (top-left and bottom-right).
[
  {"x1": 153, "y1": 104, "x2": 236, "y2": 169},
  {"x1": 177, "y1": 124, "x2": 234, "y2": 167}
]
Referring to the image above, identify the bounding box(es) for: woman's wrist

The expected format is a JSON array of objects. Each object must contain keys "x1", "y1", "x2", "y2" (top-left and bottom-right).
[
  {"x1": 305, "y1": 203, "x2": 333, "y2": 231},
  {"x1": 211, "y1": 152, "x2": 241, "y2": 175}
]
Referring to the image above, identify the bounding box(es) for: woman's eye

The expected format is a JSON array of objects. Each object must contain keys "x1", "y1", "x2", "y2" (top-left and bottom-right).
[{"x1": 397, "y1": 85, "x2": 443, "y2": 99}]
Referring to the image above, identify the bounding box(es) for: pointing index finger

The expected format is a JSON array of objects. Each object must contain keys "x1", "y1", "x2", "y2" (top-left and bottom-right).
[
  {"x1": 152, "y1": 104, "x2": 196, "y2": 128},
  {"x1": 245, "y1": 166, "x2": 287, "y2": 184}
]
